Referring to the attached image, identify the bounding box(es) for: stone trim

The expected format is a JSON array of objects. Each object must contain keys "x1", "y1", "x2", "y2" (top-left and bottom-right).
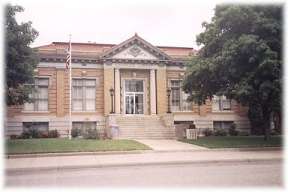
[
  {"x1": 101, "y1": 34, "x2": 173, "y2": 61},
  {"x1": 39, "y1": 58, "x2": 185, "y2": 68}
]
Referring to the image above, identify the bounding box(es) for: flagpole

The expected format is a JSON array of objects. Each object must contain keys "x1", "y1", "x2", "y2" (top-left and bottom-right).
[{"x1": 69, "y1": 34, "x2": 72, "y2": 139}]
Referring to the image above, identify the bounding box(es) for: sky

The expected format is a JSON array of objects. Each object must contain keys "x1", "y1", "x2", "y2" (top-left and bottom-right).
[{"x1": 5, "y1": 0, "x2": 219, "y2": 49}]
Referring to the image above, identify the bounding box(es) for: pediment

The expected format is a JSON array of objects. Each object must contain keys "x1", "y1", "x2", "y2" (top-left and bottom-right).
[
  {"x1": 101, "y1": 34, "x2": 173, "y2": 61},
  {"x1": 112, "y1": 45, "x2": 158, "y2": 60}
]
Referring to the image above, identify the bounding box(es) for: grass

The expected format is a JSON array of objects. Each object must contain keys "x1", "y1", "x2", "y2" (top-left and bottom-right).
[
  {"x1": 180, "y1": 136, "x2": 282, "y2": 149},
  {"x1": 6, "y1": 139, "x2": 151, "y2": 154}
]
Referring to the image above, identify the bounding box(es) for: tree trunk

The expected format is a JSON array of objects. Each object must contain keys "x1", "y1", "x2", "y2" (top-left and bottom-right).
[
  {"x1": 274, "y1": 111, "x2": 281, "y2": 134},
  {"x1": 263, "y1": 111, "x2": 272, "y2": 141}
]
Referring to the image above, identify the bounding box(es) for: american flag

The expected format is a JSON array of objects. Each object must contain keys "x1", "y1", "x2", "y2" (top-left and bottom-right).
[{"x1": 66, "y1": 40, "x2": 71, "y2": 69}]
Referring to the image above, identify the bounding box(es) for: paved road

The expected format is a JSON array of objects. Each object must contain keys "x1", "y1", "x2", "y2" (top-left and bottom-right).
[{"x1": 6, "y1": 160, "x2": 282, "y2": 187}]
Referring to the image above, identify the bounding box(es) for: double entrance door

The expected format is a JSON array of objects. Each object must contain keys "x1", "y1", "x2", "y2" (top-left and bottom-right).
[{"x1": 124, "y1": 80, "x2": 144, "y2": 114}]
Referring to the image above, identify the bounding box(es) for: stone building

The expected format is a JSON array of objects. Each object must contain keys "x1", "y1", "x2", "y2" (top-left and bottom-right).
[{"x1": 6, "y1": 34, "x2": 250, "y2": 139}]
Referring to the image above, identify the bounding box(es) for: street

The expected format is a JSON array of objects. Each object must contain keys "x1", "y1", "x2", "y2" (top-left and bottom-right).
[{"x1": 6, "y1": 160, "x2": 282, "y2": 187}]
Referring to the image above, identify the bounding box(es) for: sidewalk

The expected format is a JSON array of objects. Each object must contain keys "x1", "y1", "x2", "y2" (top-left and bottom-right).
[
  {"x1": 135, "y1": 139, "x2": 207, "y2": 151},
  {"x1": 6, "y1": 150, "x2": 282, "y2": 173}
]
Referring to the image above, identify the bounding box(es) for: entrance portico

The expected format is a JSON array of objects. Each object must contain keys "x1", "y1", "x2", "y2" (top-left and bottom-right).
[{"x1": 115, "y1": 68, "x2": 156, "y2": 115}]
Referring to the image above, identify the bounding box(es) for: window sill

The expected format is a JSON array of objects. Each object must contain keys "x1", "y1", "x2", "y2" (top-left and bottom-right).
[
  {"x1": 21, "y1": 111, "x2": 50, "y2": 113},
  {"x1": 172, "y1": 111, "x2": 194, "y2": 113},
  {"x1": 212, "y1": 110, "x2": 234, "y2": 113},
  {"x1": 72, "y1": 111, "x2": 97, "y2": 113}
]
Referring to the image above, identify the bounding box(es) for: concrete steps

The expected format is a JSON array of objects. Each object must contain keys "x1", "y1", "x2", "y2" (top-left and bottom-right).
[{"x1": 115, "y1": 115, "x2": 175, "y2": 139}]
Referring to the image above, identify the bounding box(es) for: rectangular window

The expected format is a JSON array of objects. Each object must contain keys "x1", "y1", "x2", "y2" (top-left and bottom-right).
[
  {"x1": 170, "y1": 80, "x2": 192, "y2": 111},
  {"x1": 72, "y1": 121, "x2": 97, "y2": 136},
  {"x1": 212, "y1": 95, "x2": 231, "y2": 111},
  {"x1": 182, "y1": 92, "x2": 192, "y2": 111},
  {"x1": 24, "y1": 78, "x2": 49, "y2": 111},
  {"x1": 171, "y1": 80, "x2": 181, "y2": 111},
  {"x1": 23, "y1": 122, "x2": 49, "y2": 133},
  {"x1": 213, "y1": 121, "x2": 233, "y2": 129},
  {"x1": 72, "y1": 79, "x2": 96, "y2": 111}
]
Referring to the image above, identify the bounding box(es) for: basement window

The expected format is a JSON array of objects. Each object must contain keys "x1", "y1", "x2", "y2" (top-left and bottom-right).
[
  {"x1": 23, "y1": 122, "x2": 49, "y2": 133},
  {"x1": 72, "y1": 121, "x2": 97, "y2": 137},
  {"x1": 213, "y1": 121, "x2": 233, "y2": 130}
]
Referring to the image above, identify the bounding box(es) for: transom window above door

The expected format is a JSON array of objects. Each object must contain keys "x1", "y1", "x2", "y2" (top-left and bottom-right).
[{"x1": 125, "y1": 80, "x2": 143, "y2": 92}]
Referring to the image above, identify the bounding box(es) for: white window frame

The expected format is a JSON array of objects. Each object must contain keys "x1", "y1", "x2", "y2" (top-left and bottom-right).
[
  {"x1": 212, "y1": 95, "x2": 232, "y2": 112},
  {"x1": 23, "y1": 77, "x2": 50, "y2": 112},
  {"x1": 169, "y1": 79, "x2": 192, "y2": 112},
  {"x1": 72, "y1": 77, "x2": 97, "y2": 112}
]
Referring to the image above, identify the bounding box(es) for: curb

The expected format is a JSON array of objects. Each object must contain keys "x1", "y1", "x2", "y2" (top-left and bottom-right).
[
  {"x1": 210, "y1": 147, "x2": 282, "y2": 152},
  {"x1": 6, "y1": 150, "x2": 150, "y2": 159},
  {"x1": 6, "y1": 158, "x2": 282, "y2": 174},
  {"x1": 6, "y1": 147, "x2": 282, "y2": 159}
]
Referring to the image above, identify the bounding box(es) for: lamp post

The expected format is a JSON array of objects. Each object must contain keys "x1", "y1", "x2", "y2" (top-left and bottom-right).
[
  {"x1": 167, "y1": 88, "x2": 171, "y2": 113},
  {"x1": 109, "y1": 88, "x2": 114, "y2": 114}
]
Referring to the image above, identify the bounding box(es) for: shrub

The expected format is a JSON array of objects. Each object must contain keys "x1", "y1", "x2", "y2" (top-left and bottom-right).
[
  {"x1": 40, "y1": 132, "x2": 49, "y2": 138},
  {"x1": 10, "y1": 135, "x2": 18, "y2": 139},
  {"x1": 30, "y1": 128, "x2": 41, "y2": 138},
  {"x1": 228, "y1": 123, "x2": 239, "y2": 136},
  {"x1": 19, "y1": 131, "x2": 32, "y2": 139},
  {"x1": 203, "y1": 128, "x2": 214, "y2": 137},
  {"x1": 71, "y1": 127, "x2": 80, "y2": 138},
  {"x1": 271, "y1": 129, "x2": 281, "y2": 136},
  {"x1": 48, "y1": 130, "x2": 59, "y2": 138},
  {"x1": 214, "y1": 128, "x2": 227, "y2": 136},
  {"x1": 83, "y1": 128, "x2": 98, "y2": 139},
  {"x1": 238, "y1": 131, "x2": 250, "y2": 136}
]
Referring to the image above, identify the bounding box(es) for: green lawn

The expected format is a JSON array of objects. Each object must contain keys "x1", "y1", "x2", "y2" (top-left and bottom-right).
[
  {"x1": 180, "y1": 136, "x2": 282, "y2": 149},
  {"x1": 6, "y1": 139, "x2": 151, "y2": 154}
]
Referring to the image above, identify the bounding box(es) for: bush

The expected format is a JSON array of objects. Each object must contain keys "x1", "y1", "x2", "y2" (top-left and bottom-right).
[
  {"x1": 40, "y1": 132, "x2": 49, "y2": 138},
  {"x1": 71, "y1": 127, "x2": 80, "y2": 138},
  {"x1": 228, "y1": 123, "x2": 239, "y2": 136},
  {"x1": 214, "y1": 128, "x2": 227, "y2": 136},
  {"x1": 10, "y1": 135, "x2": 18, "y2": 139},
  {"x1": 19, "y1": 131, "x2": 32, "y2": 139},
  {"x1": 83, "y1": 128, "x2": 98, "y2": 139},
  {"x1": 271, "y1": 129, "x2": 281, "y2": 136},
  {"x1": 48, "y1": 130, "x2": 59, "y2": 138},
  {"x1": 238, "y1": 131, "x2": 250, "y2": 136},
  {"x1": 203, "y1": 128, "x2": 214, "y2": 136},
  {"x1": 18, "y1": 129, "x2": 51, "y2": 139},
  {"x1": 30, "y1": 128, "x2": 41, "y2": 138}
]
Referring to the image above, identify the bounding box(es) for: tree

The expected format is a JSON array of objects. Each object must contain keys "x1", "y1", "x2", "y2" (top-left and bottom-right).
[
  {"x1": 183, "y1": 5, "x2": 282, "y2": 140},
  {"x1": 5, "y1": 4, "x2": 39, "y2": 106}
]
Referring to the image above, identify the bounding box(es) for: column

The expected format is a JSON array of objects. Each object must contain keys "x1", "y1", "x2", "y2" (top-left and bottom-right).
[
  {"x1": 156, "y1": 67, "x2": 167, "y2": 114},
  {"x1": 150, "y1": 69, "x2": 156, "y2": 115},
  {"x1": 115, "y1": 68, "x2": 121, "y2": 114},
  {"x1": 56, "y1": 70, "x2": 65, "y2": 117},
  {"x1": 103, "y1": 66, "x2": 114, "y2": 115}
]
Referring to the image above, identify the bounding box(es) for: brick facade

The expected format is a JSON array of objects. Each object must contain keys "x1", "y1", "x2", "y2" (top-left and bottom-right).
[{"x1": 5, "y1": 34, "x2": 250, "y2": 138}]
